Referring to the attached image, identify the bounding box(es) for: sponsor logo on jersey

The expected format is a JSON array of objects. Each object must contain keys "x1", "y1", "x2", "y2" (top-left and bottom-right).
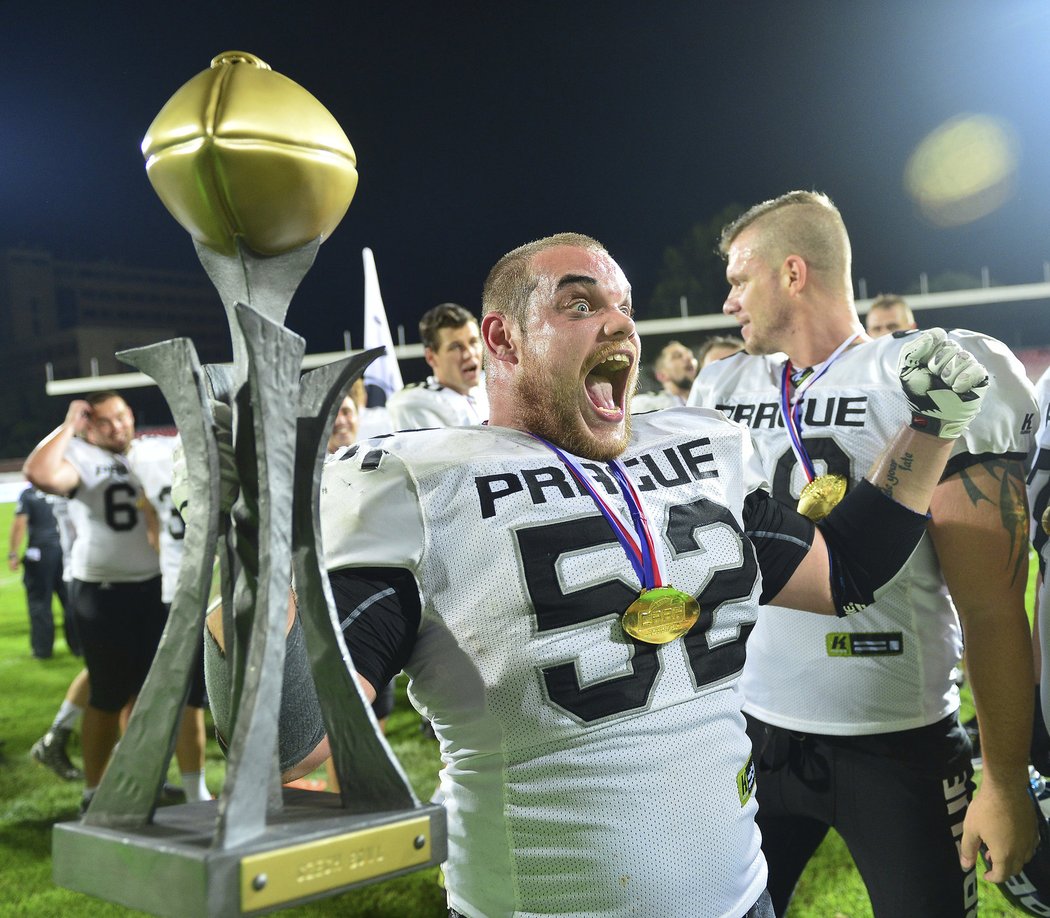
[
  {"x1": 475, "y1": 438, "x2": 720, "y2": 519},
  {"x1": 825, "y1": 632, "x2": 903, "y2": 656},
  {"x1": 737, "y1": 753, "x2": 756, "y2": 806},
  {"x1": 94, "y1": 463, "x2": 129, "y2": 477},
  {"x1": 1023, "y1": 412, "x2": 1036, "y2": 435},
  {"x1": 715, "y1": 396, "x2": 868, "y2": 430}
]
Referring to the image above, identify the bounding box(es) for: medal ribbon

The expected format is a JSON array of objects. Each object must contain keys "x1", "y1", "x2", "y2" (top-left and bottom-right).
[
  {"x1": 528, "y1": 434, "x2": 666, "y2": 590},
  {"x1": 779, "y1": 333, "x2": 860, "y2": 483}
]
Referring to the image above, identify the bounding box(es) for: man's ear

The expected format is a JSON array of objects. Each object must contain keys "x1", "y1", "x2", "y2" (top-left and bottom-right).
[
  {"x1": 782, "y1": 254, "x2": 808, "y2": 295},
  {"x1": 482, "y1": 313, "x2": 519, "y2": 365},
  {"x1": 423, "y1": 346, "x2": 437, "y2": 372}
]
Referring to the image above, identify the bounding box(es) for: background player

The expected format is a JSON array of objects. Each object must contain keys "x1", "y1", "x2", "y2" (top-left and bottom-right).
[
  {"x1": 697, "y1": 333, "x2": 745, "y2": 368},
  {"x1": 387, "y1": 303, "x2": 488, "y2": 428},
  {"x1": 690, "y1": 190, "x2": 1037, "y2": 915},
  {"x1": 137, "y1": 432, "x2": 211, "y2": 803},
  {"x1": 632, "y1": 339, "x2": 700, "y2": 411},
  {"x1": 8, "y1": 485, "x2": 74, "y2": 659},
  {"x1": 23, "y1": 392, "x2": 172, "y2": 812},
  {"x1": 865, "y1": 293, "x2": 917, "y2": 338}
]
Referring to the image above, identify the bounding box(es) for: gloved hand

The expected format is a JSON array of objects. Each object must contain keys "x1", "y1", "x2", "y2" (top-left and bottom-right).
[{"x1": 898, "y1": 328, "x2": 988, "y2": 439}]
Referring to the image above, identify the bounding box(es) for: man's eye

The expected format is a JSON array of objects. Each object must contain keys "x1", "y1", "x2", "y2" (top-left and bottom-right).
[{"x1": 572, "y1": 301, "x2": 591, "y2": 313}]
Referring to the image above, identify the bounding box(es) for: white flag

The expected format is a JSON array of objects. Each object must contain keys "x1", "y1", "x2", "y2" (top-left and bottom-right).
[{"x1": 361, "y1": 247, "x2": 404, "y2": 398}]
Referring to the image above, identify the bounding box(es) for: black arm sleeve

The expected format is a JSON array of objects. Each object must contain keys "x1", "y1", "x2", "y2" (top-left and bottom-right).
[
  {"x1": 744, "y1": 481, "x2": 930, "y2": 616},
  {"x1": 327, "y1": 566, "x2": 421, "y2": 691},
  {"x1": 816, "y1": 479, "x2": 930, "y2": 616},
  {"x1": 743, "y1": 488, "x2": 815, "y2": 604}
]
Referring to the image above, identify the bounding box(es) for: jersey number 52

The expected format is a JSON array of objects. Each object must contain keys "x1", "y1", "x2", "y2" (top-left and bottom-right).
[{"x1": 515, "y1": 497, "x2": 758, "y2": 723}]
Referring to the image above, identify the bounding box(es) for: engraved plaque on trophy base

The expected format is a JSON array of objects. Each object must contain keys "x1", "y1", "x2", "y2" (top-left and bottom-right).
[{"x1": 53, "y1": 791, "x2": 446, "y2": 917}]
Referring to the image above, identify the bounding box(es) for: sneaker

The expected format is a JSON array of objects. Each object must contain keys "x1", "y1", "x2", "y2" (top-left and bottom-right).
[
  {"x1": 963, "y1": 715, "x2": 982, "y2": 770},
  {"x1": 31, "y1": 727, "x2": 82, "y2": 781},
  {"x1": 157, "y1": 783, "x2": 187, "y2": 806}
]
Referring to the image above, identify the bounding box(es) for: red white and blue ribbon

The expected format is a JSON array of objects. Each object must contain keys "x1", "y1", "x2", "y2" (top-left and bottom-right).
[
  {"x1": 529, "y1": 433, "x2": 666, "y2": 590},
  {"x1": 779, "y1": 333, "x2": 860, "y2": 483}
]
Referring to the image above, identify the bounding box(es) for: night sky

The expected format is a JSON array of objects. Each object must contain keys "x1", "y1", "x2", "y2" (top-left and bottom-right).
[{"x1": 3, "y1": 1, "x2": 1049, "y2": 355}]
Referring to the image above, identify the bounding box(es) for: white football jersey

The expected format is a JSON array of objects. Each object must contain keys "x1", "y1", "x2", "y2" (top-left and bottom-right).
[
  {"x1": 690, "y1": 330, "x2": 1036, "y2": 734},
  {"x1": 386, "y1": 375, "x2": 489, "y2": 429},
  {"x1": 1027, "y1": 365, "x2": 1050, "y2": 564},
  {"x1": 51, "y1": 495, "x2": 75, "y2": 583},
  {"x1": 133, "y1": 435, "x2": 184, "y2": 603},
  {"x1": 357, "y1": 405, "x2": 394, "y2": 440},
  {"x1": 631, "y1": 390, "x2": 684, "y2": 413},
  {"x1": 322, "y1": 410, "x2": 770, "y2": 918},
  {"x1": 65, "y1": 437, "x2": 162, "y2": 583}
]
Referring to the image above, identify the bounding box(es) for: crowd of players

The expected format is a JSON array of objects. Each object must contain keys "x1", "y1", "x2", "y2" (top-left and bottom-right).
[{"x1": 13, "y1": 188, "x2": 1050, "y2": 917}]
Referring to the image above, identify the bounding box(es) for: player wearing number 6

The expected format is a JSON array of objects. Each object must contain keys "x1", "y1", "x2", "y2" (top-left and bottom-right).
[
  {"x1": 210, "y1": 233, "x2": 989, "y2": 917},
  {"x1": 24, "y1": 391, "x2": 169, "y2": 812}
]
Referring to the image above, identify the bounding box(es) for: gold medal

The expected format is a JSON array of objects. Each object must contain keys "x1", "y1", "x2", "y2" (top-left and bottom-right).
[
  {"x1": 797, "y1": 473, "x2": 847, "y2": 522},
  {"x1": 1042, "y1": 503, "x2": 1050, "y2": 537},
  {"x1": 621, "y1": 586, "x2": 701, "y2": 645}
]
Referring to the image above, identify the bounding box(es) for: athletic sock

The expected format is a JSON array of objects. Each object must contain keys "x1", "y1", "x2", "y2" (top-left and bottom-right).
[
  {"x1": 180, "y1": 770, "x2": 211, "y2": 802},
  {"x1": 52, "y1": 701, "x2": 83, "y2": 732}
]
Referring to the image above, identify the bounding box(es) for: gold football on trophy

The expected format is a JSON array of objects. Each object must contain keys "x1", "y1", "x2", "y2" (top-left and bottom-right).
[{"x1": 141, "y1": 51, "x2": 358, "y2": 256}]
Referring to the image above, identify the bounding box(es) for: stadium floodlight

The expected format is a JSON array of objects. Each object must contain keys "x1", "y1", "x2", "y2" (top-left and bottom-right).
[{"x1": 51, "y1": 52, "x2": 445, "y2": 917}]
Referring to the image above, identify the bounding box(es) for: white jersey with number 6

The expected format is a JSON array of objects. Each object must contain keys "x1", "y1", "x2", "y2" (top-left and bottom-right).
[{"x1": 65, "y1": 437, "x2": 161, "y2": 583}]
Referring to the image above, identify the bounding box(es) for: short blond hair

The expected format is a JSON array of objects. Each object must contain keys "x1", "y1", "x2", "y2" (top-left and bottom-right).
[{"x1": 720, "y1": 191, "x2": 852, "y2": 291}]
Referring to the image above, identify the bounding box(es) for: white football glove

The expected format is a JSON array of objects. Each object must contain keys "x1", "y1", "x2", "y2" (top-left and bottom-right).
[{"x1": 898, "y1": 328, "x2": 988, "y2": 439}]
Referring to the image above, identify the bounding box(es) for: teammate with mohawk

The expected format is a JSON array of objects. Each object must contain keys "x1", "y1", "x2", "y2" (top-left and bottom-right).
[{"x1": 691, "y1": 191, "x2": 1038, "y2": 916}]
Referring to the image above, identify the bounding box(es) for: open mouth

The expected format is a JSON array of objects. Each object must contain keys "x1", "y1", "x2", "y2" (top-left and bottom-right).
[{"x1": 585, "y1": 352, "x2": 633, "y2": 418}]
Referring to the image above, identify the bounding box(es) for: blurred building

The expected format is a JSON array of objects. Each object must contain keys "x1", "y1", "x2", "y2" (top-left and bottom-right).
[
  {"x1": 0, "y1": 247, "x2": 229, "y2": 379},
  {"x1": 0, "y1": 248, "x2": 230, "y2": 456}
]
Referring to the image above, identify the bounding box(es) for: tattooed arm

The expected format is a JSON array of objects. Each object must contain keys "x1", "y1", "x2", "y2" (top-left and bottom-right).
[{"x1": 929, "y1": 457, "x2": 1037, "y2": 881}]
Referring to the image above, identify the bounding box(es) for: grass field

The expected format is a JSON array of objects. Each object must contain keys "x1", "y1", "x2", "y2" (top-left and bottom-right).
[{"x1": 0, "y1": 497, "x2": 1029, "y2": 916}]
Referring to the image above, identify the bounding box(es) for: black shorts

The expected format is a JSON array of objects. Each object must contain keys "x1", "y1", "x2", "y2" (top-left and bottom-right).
[
  {"x1": 163, "y1": 602, "x2": 207, "y2": 709},
  {"x1": 74, "y1": 577, "x2": 167, "y2": 712},
  {"x1": 746, "y1": 712, "x2": 975, "y2": 918}
]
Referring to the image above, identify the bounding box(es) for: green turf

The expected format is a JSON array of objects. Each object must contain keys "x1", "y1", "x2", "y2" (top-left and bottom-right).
[{"x1": 0, "y1": 497, "x2": 1031, "y2": 915}]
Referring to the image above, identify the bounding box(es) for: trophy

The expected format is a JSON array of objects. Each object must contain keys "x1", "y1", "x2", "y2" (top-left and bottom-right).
[{"x1": 51, "y1": 51, "x2": 446, "y2": 916}]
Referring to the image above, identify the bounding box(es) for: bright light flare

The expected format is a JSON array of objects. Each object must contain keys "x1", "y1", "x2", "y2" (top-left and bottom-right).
[{"x1": 904, "y1": 114, "x2": 1019, "y2": 227}]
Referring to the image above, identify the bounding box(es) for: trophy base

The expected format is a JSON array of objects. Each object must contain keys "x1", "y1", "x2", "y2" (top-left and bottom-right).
[{"x1": 53, "y1": 789, "x2": 446, "y2": 916}]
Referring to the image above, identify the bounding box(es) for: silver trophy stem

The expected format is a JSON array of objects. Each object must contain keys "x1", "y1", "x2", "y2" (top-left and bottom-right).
[
  {"x1": 194, "y1": 238, "x2": 319, "y2": 382},
  {"x1": 214, "y1": 303, "x2": 304, "y2": 849}
]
